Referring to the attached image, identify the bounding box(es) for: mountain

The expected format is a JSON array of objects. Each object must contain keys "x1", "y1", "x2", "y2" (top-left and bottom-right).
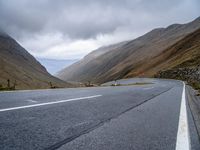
[
  {"x1": 0, "y1": 33, "x2": 72, "y2": 90},
  {"x1": 57, "y1": 41, "x2": 129, "y2": 81},
  {"x1": 154, "y1": 27, "x2": 200, "y2": 88},
  {"x1": 57, "y1": 17, "x2": 200, "y2": 84}
]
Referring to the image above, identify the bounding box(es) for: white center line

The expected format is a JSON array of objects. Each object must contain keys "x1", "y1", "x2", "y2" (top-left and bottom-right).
[
  {"x1": 26, "y1": 99, "x2": 37, "y2": 103},
  {"x1": 175, "y1": 82, "x2": 190, "y2": 150},
  {"x1": 143, "y1": 87, "x2": 154, "y2": 90},
  {"x1": 0, "y1": 95, "x2": 102, "y2": 112}
]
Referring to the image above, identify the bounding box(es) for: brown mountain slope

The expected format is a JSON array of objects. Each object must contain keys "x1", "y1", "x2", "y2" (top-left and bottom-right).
[
  {"x1": 152, "y1": 28, "x2": 200, "y2": 88},
  {"x1": 57, "y1": 41, "x2": 128, "y2": 80},
  {"x1": 0, "y1": 33, "x2": 72, "y2": 90},
  {"x1": 127, "y1": 27, "x2": 200, "y2": 77},
  {"x1": 57, "y1": 17, "x2": 200, "y2": 84}
]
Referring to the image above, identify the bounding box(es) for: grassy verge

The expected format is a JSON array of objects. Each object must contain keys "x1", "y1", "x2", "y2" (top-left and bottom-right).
[
  {"x1": 0, "y1": 87, "x2": 15, "y2": 91},
  {"x1": 191, "y1": 82, "x2": 200, "y2": 90},
  {"x1": 190, "y1": 82, "x2": 200, "y2": 96}
]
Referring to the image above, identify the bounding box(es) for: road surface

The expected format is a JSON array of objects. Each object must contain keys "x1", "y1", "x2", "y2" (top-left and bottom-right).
[{"x1": 0, "y1": 78, "x2": 199, "y2": 150}]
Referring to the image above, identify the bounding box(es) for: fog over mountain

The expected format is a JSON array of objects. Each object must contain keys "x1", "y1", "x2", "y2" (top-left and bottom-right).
[
  {"x1": 0, "y1": 0, "x2": 200, "y2": 87},
  {"x1": 57, "y1": 17, "x2": 200, "y2": 84},
  {"x1": 0, "y1": 0, "x2": 199, "y2": 63}
]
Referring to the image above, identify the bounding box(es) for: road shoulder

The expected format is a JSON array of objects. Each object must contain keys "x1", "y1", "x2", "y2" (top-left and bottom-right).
[{"x1": 186, "y1": 85, "x2": 200, "y2": 148}]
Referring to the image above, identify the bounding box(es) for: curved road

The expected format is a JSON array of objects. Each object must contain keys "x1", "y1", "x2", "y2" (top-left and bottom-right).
[{"x1": 0, "y1": 78, "x2": 199, "y2": 150}]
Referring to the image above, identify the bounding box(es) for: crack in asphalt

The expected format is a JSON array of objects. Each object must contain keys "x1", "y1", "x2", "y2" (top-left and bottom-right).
[{"x1": 45, "y1": 87, "x2": 174, "y2": 150}]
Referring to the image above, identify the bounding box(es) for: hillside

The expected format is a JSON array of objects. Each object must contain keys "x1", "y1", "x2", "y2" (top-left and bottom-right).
[
  {"x1": 154, "y1": 28, "x2": 200, "y2": 89},
  {"x1": 57, "y1": 17, "x2": 200, "y2": 84},
  {"x1": 0, "y1": 32, "x2": 72, "y2": 90},
  {"x1": 123, "y1": 27, "x2": 200, "y2": 78},
  {"x1": 57, "y1": 41, "x2": 128, "y2": 81}
]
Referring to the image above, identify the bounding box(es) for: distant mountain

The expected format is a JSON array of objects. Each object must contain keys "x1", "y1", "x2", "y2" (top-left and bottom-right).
[
  {"x1": 0, "y1": 33, "x2": 72, "y2": 90},
  {"x1": 57, "y1": 16, "x2": 200, "y2": 84},
  {"x1": 37, "y1": 58, "x2": 78, "y2": 75},
  {"x1": 57, "y1": 41, "x2": 128, "y2": 82}
]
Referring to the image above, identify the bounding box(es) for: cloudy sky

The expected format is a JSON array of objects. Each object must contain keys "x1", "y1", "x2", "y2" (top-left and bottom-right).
[{"x1": 0, "y1": 0, "x2": 200, "y2": 61}]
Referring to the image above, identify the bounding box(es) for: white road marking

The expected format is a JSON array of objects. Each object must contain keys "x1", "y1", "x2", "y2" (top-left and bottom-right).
[
  {"x1": 143, "y1": 87, "x2": 154, "y2": 90},
  {"x1": 175, "y1": 82, "x2": 190, "y2": 150},
  {"x1": 0, "y1": 95, "x2": 102, "y2": 112},
  {"x1": 26, "y1": 99, "x2": 37, "y2": 103}
]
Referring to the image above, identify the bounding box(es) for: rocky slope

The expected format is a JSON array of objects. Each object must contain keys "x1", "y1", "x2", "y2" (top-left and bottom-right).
[
  {"x1": 0, "y1": 32, "x2": 72, "y2": 90},
  {"x1": 155, "y1": 28, "x2": 200, "y2": 89},
  {"x1": 57, "y1": 17, "x2": 200, "y2": 84}
]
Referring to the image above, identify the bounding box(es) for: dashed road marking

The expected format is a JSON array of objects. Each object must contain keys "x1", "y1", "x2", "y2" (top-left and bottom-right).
[
  {"x1": 143, "y1": 87, "x2": 154, "y2": 90},
  {"x1": 27, "y1": 99, "x2": 37, "y2": 103},
  {"x1": 0, "y1": 95, "x2": 102, "y2": 112}
]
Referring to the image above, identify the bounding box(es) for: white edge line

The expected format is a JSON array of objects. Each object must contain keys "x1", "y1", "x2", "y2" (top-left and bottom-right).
[
  {"x1": 175, "y1": 82, "x2": 191, "y2": 150},
  {"x1": 0, "y1": 95, "x2": 102, "y2": 112}
]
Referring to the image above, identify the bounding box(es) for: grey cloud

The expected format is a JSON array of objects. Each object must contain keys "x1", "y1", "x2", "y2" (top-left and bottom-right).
[{"x1": 1, "y1": 0, "x2": 199, "y2": 41}]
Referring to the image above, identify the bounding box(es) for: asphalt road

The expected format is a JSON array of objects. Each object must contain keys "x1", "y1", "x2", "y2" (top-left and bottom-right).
[{"x1": 0, "y1": 78, "x2": 199, "y2": 150}]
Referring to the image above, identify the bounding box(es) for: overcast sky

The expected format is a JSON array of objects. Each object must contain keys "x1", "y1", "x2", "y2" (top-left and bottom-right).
[{"x1": 0, "y1": 0, "x2": 200, "y2": 60}]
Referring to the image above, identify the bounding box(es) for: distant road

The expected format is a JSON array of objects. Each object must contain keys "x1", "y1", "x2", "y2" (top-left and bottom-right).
[{"x1": 0, "y1": 78, "x2": 199, "y2": 150}]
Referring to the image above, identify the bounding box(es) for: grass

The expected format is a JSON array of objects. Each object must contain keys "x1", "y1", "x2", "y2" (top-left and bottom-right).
[
  {"x1": 0, "y1": 84, "x2": 16, "y2": 91},
  {"x1": 0, "y1": 87, "x2": 15, "y2": 91},
  {"x1": 187, "y1": 81, "x2": 200, "y2": 96},
  {"x1": 191, "y1": 82, "x2": 200, "y2": 90}
]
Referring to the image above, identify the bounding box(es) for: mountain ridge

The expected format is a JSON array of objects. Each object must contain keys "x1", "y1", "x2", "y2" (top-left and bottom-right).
[
  {"x1": 0, "y1": 33, "x2": 72, "y2": 90},
  {"x1": 57, "y1": 16, "x2": 200, "y2": 84}
]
